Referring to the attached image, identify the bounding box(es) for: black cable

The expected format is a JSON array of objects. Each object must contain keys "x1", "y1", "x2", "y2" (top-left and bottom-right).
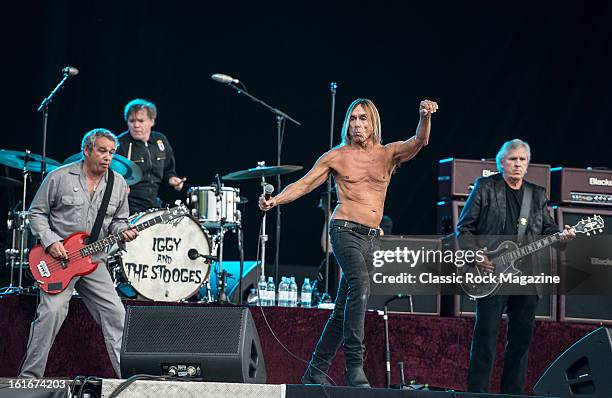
[
  {"x1": 256, "y1": 295, "x2": 337, "y2": 386},
  {"x1": 78, "y1": 376, "x2": 102, "y2": 398},
  {"x1": 256, "y1": 195, "x2": 337, "y2": 389}
]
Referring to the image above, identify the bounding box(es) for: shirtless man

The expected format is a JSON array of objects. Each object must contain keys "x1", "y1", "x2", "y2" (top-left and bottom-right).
[{"x1": 259, "y1": 98, "x2": 438, "y2": 387}]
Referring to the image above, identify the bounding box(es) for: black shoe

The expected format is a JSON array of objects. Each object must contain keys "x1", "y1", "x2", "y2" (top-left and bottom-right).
[
  {"x1": 301, "y1": 364, "x2": 331, "y2": 385},
  {"x1": 345, "y1": 367, "x2": 370, "y2": 388}
]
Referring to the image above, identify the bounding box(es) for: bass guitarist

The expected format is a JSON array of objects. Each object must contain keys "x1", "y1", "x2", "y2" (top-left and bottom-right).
[
  {"x1": 457, "y1": 139, "x2": 575, "y2": 394},
  {"x1": 19, "y1": 129, "x2": 138, "y2": 379}
]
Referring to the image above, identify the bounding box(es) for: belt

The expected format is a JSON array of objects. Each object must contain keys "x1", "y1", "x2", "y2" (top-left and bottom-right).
[{"x1": 331, "y1": 219, "x2": 380, "y2": 236}]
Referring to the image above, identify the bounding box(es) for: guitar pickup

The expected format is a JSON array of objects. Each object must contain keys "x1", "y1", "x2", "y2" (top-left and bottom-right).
[{"x1": 37, "y1": 261, "x2": 51, "y2": 278}]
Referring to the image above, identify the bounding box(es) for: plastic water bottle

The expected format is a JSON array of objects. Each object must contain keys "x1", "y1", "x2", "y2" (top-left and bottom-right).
[
  {"x1": 278, "y1": 277, "x2": 289, "y2": 307},
  {"x1": 289, "y1": 277, "x2": 298, "y2": 307},
  {"x1": 258, "y1": 275, "x2": 268, "y2": 306},
  {"x1": 301, "y1": 278, "x2": 312, "y2": 308},
  {"x1": 267, "y1": 276, "x2": 276, "y2": 306}
]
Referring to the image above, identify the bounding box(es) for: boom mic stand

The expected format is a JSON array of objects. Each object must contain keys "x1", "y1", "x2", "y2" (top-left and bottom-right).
[
  {"x1": 219, "y1": 79, "x2": 300, "y2": 285},
  {"x1": 36, "y1": 67, "x2": 78, "y2": 180}
]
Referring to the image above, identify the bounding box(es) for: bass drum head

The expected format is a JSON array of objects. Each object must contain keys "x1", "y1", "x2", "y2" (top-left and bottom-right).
[{"x1": 121, "y1": 209, "x2": 211, "y2": 301}]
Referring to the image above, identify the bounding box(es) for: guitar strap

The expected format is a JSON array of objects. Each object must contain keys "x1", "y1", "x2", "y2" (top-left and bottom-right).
[
  {"x1": 517, "y1": 183, "x2": 532, "y2": 242},
  {"x1": 88, "y1": 170, "x2": 114, "y2": 244}
]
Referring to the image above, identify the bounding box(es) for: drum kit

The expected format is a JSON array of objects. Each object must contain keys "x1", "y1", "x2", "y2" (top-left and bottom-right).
[{"x1": 1, "y1": 148, "x2": 303, "y2": 303}]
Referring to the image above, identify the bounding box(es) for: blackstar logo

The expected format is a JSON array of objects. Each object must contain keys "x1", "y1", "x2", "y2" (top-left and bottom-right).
[
  {"x1": 483, "y1": 169, "x2": 498, "y2": 177},
  {"x1": 589, "y1": 177, "x2": 612, "y2": 187},
  {"x1": 590, "y1": 257, "x2": 612, "y2": 266}
]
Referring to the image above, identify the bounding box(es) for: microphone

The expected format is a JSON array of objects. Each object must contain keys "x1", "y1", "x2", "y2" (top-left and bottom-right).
[
  {"x1": 61, "y1": 66, "x2": 79, "y2": 77},
  {"x1": 188, "y1": 248, "x2": 218, "y2": 262},
  {"x1": 211, "y1": 73, "x2": 239, "y2": 85},
  {"x1": 263, "y1": 183, "x2": 274, "y2": 200}
]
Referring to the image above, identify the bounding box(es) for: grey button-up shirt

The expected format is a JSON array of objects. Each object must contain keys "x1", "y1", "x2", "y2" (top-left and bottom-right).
[{"x1": 29, "y1": 161, "x2": 130, "y2": 262}]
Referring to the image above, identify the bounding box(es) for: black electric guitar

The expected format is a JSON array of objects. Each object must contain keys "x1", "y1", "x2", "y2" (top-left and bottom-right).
[{"x1": 459, "y1": 215, "x2": 605, "y2": 300}]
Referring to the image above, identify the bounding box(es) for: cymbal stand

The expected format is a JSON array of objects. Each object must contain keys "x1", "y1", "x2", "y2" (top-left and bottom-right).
[
  {"x1": 213, "y1": 174, "x2": 229, "y2": 304},
  {"x1": 13, "y1": 151, "x2": 33, "y2": 290},
  {"x1": 236, "y1": 210, "x2": 245, "y2": 305}
]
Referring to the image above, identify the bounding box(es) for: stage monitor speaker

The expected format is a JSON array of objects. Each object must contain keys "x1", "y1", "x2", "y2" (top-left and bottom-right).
[
  {"x1": 533, "y1": 327, "x2": 612, "y2": 397},
  {"x1": 437, "y1": 200, "x2": 557, "y2": 321},
  {"x1": 556, "y1": 207, "x2": 612, "y2": 325},
  {"x1": 120, "y1": 305, "x2": 267, "y2": 383}
]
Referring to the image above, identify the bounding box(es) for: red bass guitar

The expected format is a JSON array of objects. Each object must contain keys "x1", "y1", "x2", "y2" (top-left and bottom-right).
[{"x1": 29, "y1": 205, "x2": 189, "y2": 294}]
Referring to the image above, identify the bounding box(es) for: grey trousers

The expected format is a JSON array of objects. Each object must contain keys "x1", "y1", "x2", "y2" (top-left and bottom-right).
[{"x1": 19, "y1": 261, "x2": 125, "y2": 378}]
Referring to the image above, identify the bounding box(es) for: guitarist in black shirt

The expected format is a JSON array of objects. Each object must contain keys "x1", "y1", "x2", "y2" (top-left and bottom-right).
[{"x1": 457, "y1": 139, "x2": 575, "y2": 394}]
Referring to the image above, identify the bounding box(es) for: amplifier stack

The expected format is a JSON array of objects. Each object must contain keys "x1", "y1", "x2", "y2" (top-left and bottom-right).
[
  {"x1": 436, "y1": 159, "x2": 612, "y2": 325},
  {"x1": 552, "y1": 167, "x2": 612, "y2": 325}
]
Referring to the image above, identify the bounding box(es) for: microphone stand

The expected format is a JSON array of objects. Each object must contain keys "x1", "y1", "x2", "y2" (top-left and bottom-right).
[
  {"x1": 36, "y1": 70, "x2": 74, "y2": 180},
  {"x1": 223, "y1": 82, "x2": 301, "y2": 285},
  {"x1": 258, "y1": 172, "x2": 270, "y2": 281},
  {"x1": 322, "y1": 82, "x2": 337, "y2": 303},
  {"x1": 383, "y1": 294, "x2": 413, "y2": 388}
]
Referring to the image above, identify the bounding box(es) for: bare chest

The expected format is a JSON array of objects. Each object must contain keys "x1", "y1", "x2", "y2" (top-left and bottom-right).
[{"x1": 333, "y1": 150, "x2": 392, "y2": 187}]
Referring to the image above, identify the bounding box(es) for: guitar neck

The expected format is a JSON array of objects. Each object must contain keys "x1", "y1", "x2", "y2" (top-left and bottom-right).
[
  {"x1": 503, "y1": 232, "x2": 562, "y2": 263},
  {"x1": 79, "y1": 212, "x2": 168, "y2": 257}
]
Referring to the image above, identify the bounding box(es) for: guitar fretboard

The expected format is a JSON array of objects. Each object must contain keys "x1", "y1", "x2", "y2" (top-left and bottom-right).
[
  {"x1": 500, "y1": 233, "x2": 561, "y2": 264},
  {"x1": 79, "y1": 213, "x2": 169, "y2": 257}
]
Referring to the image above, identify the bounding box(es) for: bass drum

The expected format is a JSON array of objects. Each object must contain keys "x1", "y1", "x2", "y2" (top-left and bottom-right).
[{"x1": 120, "y1": 209, "x2": 212, "y2": 302}]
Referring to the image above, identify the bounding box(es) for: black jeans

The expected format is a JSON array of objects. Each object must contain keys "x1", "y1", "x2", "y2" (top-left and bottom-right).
[
  {"x1": 467, "y1": 294, "x2": 539, "y2": 394},
  {"x1": 309, "y1": 222, "x2": 380, "y2": 369}
]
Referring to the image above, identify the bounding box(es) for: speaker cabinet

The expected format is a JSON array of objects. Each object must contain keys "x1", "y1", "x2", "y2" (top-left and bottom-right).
[
  {"x1": 556, "y1": 207, "x2": 612, "y2": 325},
  {"x1": 121, "y1": 305, "x2": 267, "y2": 383},
  {"x1": 534, "y1": 327, "x2": 612, "y2": 397}
]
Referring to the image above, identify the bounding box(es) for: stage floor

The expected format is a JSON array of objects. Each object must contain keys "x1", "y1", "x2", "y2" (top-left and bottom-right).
[{"x1": 0, "y1": 294, "x2": 596, "y2": 395}]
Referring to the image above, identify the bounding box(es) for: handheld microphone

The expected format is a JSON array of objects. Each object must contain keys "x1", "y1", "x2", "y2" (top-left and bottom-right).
[
  {"x1": 263, "y1": 184, "x2": 274, "y2": 200},
  {"x1": 211, "y1": 73, "x2": 240, "y2": 84},
  {"x1": 61, "y1": 66, "x2": 79, "y2": 77}
]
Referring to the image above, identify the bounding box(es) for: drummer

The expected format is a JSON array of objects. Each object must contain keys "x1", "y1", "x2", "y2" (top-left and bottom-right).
[{"x1": 116, "y1": 99, "x2": 186, "y2": 213}]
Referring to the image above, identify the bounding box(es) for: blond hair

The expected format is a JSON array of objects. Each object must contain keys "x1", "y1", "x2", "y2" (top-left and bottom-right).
[{"x1": 340, "y1": 98, "x2": 382, "y2": 146}]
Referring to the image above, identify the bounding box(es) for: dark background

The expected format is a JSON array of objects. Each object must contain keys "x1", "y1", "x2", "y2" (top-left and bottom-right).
[{"x1": 2, "y1": 1, "x2": 611, "y2": 278}]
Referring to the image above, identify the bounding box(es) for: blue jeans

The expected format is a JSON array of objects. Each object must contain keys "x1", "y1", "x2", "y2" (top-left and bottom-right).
[{"x1": 309, "y1": 221, "x2": 380, "y2": 369}]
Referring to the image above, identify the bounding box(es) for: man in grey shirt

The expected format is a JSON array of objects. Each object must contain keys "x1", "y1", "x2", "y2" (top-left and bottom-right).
[{"x1": 19, "y1": 128, "x2": 138, "y2": 379}]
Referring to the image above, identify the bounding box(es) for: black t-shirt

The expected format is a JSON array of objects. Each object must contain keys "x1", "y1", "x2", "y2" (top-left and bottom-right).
[{"x1": 503, "y1": 182, "x2": 524, "y2": 238}]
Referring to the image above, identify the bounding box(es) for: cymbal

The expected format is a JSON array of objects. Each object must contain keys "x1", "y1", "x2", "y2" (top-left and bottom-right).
[
  {"x1": 63, "y1": 153, "x2": 143, "y2": 186},
  {"x1": 222, "y1": 165, "x2": 303, "y2": 181},
  {"x1": 0, "y1": 176, "x2": 23, "y2": 188},
  {"x1": 0, "y1": 150, "x2": 61, "y2": 173}
]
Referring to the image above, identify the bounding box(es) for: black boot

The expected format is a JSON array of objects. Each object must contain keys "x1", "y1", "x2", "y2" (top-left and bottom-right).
[
  {"x1": 301, "y1": 359, "x2": 331, "y2": 385},
  {"x1": 345, "y1": 366, "x2": 370, "y2": 388}
]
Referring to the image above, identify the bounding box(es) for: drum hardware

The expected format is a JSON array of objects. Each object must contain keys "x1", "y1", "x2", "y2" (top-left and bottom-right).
[
  {"x1": 0, "y1": 149, "x2": 62, "y2": 291},
  {"x1": 186, "y1": 173, "x2": 248, "y2": 304},
  {"x1": 221, "y1": 162, "x2": 303, "y2": 286}
]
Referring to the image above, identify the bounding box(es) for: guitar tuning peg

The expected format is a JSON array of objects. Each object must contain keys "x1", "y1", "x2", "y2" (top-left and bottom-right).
[
  {"x1": 599, "y1": 229, "x2": 603, "y2": 233},
  {"x1": 586, "y1": 232, "x2": 590, "y2": 236}
]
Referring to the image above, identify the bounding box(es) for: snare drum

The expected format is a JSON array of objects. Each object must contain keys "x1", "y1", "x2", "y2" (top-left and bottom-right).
[
  {"x1": 117, "y1": 209, "x2": 212, "y2": 302},
  {"x1": 187, "y1": 186, "x2": 239, "y2": 227}
]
